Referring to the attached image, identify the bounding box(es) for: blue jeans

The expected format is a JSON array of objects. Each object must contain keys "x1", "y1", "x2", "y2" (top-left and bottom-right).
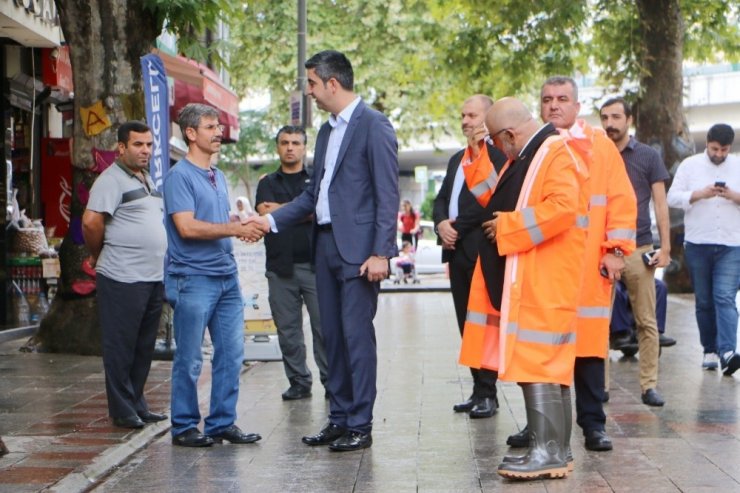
[
  {"x1": 684, "y1": 243, "x2": 740, "y2": 356},
  {"x1": 166, "y1": 273, "x2": 245, "y2": 436}
]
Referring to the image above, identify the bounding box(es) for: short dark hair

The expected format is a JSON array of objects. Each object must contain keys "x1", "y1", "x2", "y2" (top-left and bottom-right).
[
  {"x1": 275, "y1": 125, "x2": 307, "y2": 145},
  {"x1": 601, "y1": 97, "x2": 633, "y2": 119},
  {"x1": 305, "y1": 50, "x2": 354, "y2": 90},
  {"x1": 118, "y1": 121, "x2": 150, "y2": 144},
  {"x1": 706, "y1": 124, "x2": 735, "y2": 146},
  {"x1": 541, "y1": 76, "x2": 578, "y2": 100}
]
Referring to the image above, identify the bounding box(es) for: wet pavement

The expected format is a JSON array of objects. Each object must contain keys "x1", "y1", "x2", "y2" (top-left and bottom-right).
[{"x1": 2, "y1": 288, "x2": 740, "y2": 492}]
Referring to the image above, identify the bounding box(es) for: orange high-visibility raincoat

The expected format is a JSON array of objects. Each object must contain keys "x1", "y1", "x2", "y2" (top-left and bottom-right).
[
  {"x1": 562, "y1": 121, "x2": 637, "y2": 358},
  {"x1": 459, "y1": 133, "x2": 588, "y2": 385}
]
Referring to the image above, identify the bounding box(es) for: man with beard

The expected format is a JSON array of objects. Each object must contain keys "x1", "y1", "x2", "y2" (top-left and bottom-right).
[
  {"x1": 600, "y1": 97, "x2": 670, "y2": 407},
  {"x1": 667, "y1": 124, "x2": 740, "y2": 375},
  {"x1": 433, "y1": 94, "x2": 506, "y2": 418},
  {"x1": 255, "y1": 125, "x2": 328, "y2": 401},
  {"x1": 164, "y1": 103, "x2": 263, "y2": 447}
]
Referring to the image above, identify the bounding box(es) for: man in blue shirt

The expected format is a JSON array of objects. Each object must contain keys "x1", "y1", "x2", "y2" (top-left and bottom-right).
[{"x1": 164, "y1": 103, "x2": 264, "y2": 447}]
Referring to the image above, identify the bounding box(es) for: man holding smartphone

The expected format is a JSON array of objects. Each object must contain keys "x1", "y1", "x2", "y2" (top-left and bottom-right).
[
  {"x1": 667, "y1": 124, "x2": 740, "y2": 375},
  {"x1": 600, "y1": 97, "x2": 671, "y2": 407}
]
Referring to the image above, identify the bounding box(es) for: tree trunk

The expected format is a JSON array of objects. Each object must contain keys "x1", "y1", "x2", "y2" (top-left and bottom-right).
[
  {"x1": 33, "y1": 0, "x2": 159, "y2": 353},
  {"x1": 634, "y1": 0, "x2": 694, "y2": 293}
]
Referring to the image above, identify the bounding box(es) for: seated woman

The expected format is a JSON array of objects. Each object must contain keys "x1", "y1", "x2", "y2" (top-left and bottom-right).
[{"x1": 393, "y1": 241, "x2": 417, "y2": 284}]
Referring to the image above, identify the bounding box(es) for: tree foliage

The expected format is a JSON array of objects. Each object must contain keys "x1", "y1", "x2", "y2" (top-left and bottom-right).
[{"x1": 227, "y1": 0, "x2": 739, "y2": 144}]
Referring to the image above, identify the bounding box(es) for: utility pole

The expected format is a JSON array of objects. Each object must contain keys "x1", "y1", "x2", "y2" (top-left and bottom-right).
[{"x1": 297, "y1": 0, "x2": 310, "y2": 127}]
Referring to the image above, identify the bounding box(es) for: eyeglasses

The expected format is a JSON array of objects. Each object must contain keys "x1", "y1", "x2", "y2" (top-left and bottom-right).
[
  {"x1": 199, "y1": 124, "x2": 226, "y2": 133},
  {"x1": 207, "y1": 169, "x2": 217, "y2": 190},
  {"x1": 490, "y1": 128, "x2": 512, "y2": 142}
]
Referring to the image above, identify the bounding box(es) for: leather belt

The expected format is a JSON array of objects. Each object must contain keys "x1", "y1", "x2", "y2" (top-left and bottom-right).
[{"x1": 317, "y1": 223, "x2": 333, "y2": 232}]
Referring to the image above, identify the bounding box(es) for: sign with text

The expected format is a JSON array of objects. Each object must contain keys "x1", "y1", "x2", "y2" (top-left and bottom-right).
[{"x1": 140, "y1": 54, "x2": 170, "y2": 191}]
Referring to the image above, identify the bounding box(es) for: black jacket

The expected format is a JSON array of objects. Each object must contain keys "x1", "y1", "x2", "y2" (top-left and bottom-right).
[{"x1": 433, "y1": 143, "x2": 507, "y2": 265}]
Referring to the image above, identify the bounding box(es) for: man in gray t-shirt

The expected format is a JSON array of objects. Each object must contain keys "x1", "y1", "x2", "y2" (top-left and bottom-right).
[{"x1": 82, "y1": 121, "x2": 168, "y2": 429}]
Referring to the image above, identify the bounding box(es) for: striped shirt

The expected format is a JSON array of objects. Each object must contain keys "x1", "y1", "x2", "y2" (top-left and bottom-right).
[{"x1": 620, "y1": 136, "x2": 670, "y2": 247}]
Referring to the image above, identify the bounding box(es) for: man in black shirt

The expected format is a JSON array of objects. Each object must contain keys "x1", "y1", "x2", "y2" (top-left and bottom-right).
[{"x1": 256, "y1": 126, "x2": 328, "y2": 400}]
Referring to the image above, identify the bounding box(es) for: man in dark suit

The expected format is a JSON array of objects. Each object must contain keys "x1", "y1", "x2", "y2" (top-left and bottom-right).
[
  {"x1": 433, "y1": 95, "x2": 506, "y2": 418},
  {"x1": 250, "y1": 50, "x2": 398, "y2": 452}
]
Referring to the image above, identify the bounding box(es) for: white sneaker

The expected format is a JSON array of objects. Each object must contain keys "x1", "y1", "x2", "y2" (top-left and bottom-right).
[{"x1": 702, "y1": 353, "x2": 719, "y2": 370}]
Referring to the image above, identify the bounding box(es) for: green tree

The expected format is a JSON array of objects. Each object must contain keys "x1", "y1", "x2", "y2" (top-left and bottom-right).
[
  {"x1": 218, "y1": 109, "x2": 279, "y2": 202},
  {"x1": 229, "y1": 0, "x2": 739, "y2": 291},
  {"x1": 36, "y1": 0, "x2": 231, "y2": 354}
]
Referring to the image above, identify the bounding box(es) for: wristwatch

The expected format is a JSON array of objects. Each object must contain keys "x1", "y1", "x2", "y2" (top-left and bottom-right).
[{"x1": 606, "y1": 247, "x2": 624, "y2": 258}]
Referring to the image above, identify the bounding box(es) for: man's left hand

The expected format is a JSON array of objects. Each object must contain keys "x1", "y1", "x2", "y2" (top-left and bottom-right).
[
  {"x1": 651, "y1": 248, "x2": 671, "y2": 268},
  {"x1": 482, "y1": 212, "x2": 499, "y2": 244},
  {"x1": 360, "y1": 256, "x2": 389, "y2": 283}
]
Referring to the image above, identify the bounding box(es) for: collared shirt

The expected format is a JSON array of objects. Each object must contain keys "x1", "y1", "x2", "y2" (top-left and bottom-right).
[
  {"x1": 620, "y1": 136, "x2": 670, "y2": 246},
  {"x1": 448, "y1": 162, "x2": 466, "y2": 221},
  {"x1": 315, "y1": 96, "x2": 362, "y2": 224},
  {"x1": 86, "y1": 160, "x2": 166, "y2": 282},
  {"x1": 667, "y1": 151, "x2": 740, "y2": 246}
]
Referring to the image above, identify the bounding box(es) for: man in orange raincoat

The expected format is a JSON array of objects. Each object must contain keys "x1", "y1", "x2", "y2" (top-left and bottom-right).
[
  {"x1": 506, "y1": 77, "x2": 637, "y2": 454},
  {"x1": 458, "y1": 97, "x2": 588, "y2": 480}
]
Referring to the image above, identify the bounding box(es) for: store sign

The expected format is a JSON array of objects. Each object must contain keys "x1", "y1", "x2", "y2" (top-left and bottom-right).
[
  {"x1": 40, "y1": 138, "x2": 72, "y2": 237},
  {"x1": 12, "y1": 0, "x2": 58, "y2": 26},
  {"x1": 41, "y1": 46, "x2": 73, "y2": 93},
  {"x1": 140, "y1": 54, "x2": 170, "y2": 191}
]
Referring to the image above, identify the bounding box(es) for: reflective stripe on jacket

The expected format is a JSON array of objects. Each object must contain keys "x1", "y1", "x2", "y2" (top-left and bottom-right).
[
  {"x1": 562, "y1": 121, "x2": 637, "y2": 358},
  {"x1": 459, "y1": 134, "x2": 588, "y2": 385}
]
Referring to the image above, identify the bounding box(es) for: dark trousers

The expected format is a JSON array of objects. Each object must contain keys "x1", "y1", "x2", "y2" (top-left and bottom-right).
[
  {"x1": 449, "y1": 249, "x2": 498, "y2": 399},
  {"x1": 315, "y1": 230, "x2": 379, "y2": 434},
  {"x1": 97, "y1": 274, "x2": 164, "y2": 419},
  {"x1": 574, "y1": 356, "x2": 606, "y2": 433}
]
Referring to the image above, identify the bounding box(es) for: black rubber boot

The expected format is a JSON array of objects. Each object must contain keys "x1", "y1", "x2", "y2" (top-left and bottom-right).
[{"x1": 498, "y1": 383, "x2": 568, "y2": 480}]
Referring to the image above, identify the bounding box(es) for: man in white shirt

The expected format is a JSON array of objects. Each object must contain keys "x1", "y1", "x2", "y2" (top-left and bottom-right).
[{"x1": 667, "y1": 124, "x2": 740, "y2": 376}]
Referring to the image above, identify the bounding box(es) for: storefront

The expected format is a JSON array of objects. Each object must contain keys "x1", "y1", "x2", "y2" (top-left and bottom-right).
[{"x1": 1, "y1": 0, "x2": 64, "y2": 330}]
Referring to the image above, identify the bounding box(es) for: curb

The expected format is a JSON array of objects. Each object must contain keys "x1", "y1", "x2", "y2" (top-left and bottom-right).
[{"x1": 47, "y1": 362, "x2": 256, "y2": 493}]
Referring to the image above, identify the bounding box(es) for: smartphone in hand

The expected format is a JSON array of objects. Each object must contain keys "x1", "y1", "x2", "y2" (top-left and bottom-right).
[
  {"x1": 715, "y1": 181, "x2": 726, "y2": 188},
  {"x1": 642, "y1": 249, "x2": 658, "y2": 266}
]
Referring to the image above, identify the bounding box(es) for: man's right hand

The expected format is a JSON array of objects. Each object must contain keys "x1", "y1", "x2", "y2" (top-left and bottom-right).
[
  {"x1": 238, "y1": 216, "x2": 270, "y2": 242},
  {"x1": 437, "y1": 219, "x2": 458, "y2": 249},
  {"x1": 691, "y1": 184, "x2": 720, "y2": 203}
]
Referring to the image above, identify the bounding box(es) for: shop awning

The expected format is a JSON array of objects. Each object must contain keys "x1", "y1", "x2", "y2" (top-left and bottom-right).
[{"x1": 154, "y1": 50, "x2": 240, "y2": 143}]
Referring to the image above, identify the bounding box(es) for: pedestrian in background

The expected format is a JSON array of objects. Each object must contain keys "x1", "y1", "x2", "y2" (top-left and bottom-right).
[
  {"x1": 164, "y1": 103, "x2": 263, "y2": 448},
  {"x1": 667, "y1": 123, "x2": 740, "y2": 375},
  {"x1": 255, "y1": 125, "x2": 328, "y2": 401},
  {"x1": 82, "y1": 121, "x2": 168, "y2": 429},
  {"x1": 398, "y1": 199, "x2": 420, "y2": 248}
]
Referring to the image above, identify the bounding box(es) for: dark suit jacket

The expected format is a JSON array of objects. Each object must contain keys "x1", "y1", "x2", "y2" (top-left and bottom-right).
[
  {"x1": 271, "y1": 100, "x2": 399, "y2": 265},
  {"x1": 433, "y1": 143, "x2": 507, "y2": 265},
  {"x1": 479, "y1": 124, "x2": 558, "y2": 310}
]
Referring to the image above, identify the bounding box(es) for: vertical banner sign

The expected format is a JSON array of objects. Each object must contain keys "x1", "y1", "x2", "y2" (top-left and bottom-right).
[{"x1": 140, "y1": 54, "x2": 170, "y2": 191}]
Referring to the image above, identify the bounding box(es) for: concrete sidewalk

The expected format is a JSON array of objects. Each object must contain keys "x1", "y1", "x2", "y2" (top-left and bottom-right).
[{"x1": 2, "y1": 291, "x2": 740, "y2": 492}]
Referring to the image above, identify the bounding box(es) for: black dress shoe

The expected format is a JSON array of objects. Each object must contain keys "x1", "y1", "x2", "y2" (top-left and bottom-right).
[
  {"x1": 610, "y1": 333, "x2": 633, "y2": 350},
  {"x1": 659, "y1": 334, "x2": 677, "y2": 347},
  {"x1": 302, "y1": 423, "x2": 347, "y2": 446},
  {"x1": 208, "y1": 425, "x2": 261, "y2": 444},
  {"x1": 506, "y1": 426, "x2": 529, "y2": 447},
  {"x1": 584, "y1": 429, "x2": 613, "y2": 451},
  {"x1": 328, "y1": 431, "x2": 372, "y2": 452},
  {"x1": 137, "y1": 410, "x2": 168, "y2": 423},
  {"x1": 469, "y1": 397, "x2": 498, "y2": 419},
  {"x1": 453, "y1": 395, "x2": 477, "y2": 413},
  {"x1": 282, "y1": 386, "x2": 312, "y2": 401},
  {"x1": 172, "y1": 428, "x2": 214, "y2": 447},
  {"x1": 641, "y1": 388, "x2": 665, "y2": 407},
  {"x1": 112, "y1": 415, "x2": 145, "y2": 429}
]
